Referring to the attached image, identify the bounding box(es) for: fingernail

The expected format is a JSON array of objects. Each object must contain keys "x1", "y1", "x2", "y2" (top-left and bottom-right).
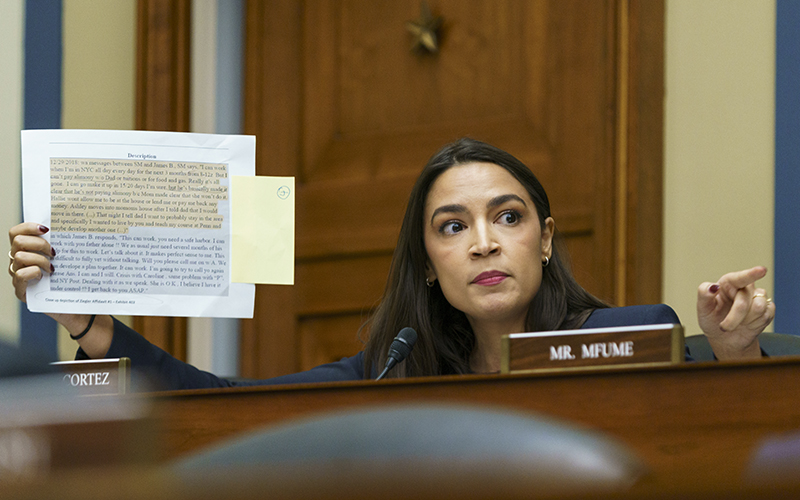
[
  {"x1": 39, "y1": 225, "x2": 50, "y2": 234},
  {"x1": 709, "y1": 284, "x2": 720, "y2": 293},
  {"x1": 50, "y1": 264, "x2": 55, "y2": 274},
  {"x1": 50, "y1": 247, "x2": 56, "y2": 257}
]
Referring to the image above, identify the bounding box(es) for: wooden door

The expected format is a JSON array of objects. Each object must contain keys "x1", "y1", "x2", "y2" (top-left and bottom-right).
[{"x1": 240, "y1": 0, "x2": 664, "y2": 378}]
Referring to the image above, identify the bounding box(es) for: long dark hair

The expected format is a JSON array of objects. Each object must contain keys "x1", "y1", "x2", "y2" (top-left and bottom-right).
[{"x1": 362, "y1": 138, "x2": 608, "y2": 378}]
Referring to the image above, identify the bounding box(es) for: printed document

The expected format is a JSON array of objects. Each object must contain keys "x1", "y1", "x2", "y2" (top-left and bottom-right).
[{"x1": 21, "y1": 129, "x2": 258, "y2": 318}]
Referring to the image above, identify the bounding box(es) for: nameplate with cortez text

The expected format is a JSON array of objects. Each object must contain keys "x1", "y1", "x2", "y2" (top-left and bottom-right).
[
  {"x1": 500, "y1": 324, "x2": 684, "y2": 374},
  {"x1": 51, "y1": 358, "x2": 130, "y2": 395}
]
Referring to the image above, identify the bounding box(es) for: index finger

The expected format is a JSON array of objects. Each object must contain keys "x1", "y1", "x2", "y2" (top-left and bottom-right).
[
  {"x1": 9, "y1": 223, "x2": 49, "y2": 245},
  {"x1": 720, "y1": 286, "x2": 753, "y2": 332},
  {"x1": 718, "y1": 266, "x2": 768, "y2": 293}
]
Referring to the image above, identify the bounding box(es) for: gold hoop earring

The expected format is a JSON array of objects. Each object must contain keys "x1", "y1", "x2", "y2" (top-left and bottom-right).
[{"x1": 542, "y1": 256, "x2": 550, "y2": 268}]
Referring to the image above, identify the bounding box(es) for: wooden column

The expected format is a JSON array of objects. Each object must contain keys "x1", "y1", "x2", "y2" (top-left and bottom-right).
[
  {"x1": 620, "y1": 0, "x2": 665, "y2": 306},
  {"x1": 133, "y1": 0, "x2": 191, "y2": 359},
  {"x1": 239, "y1": 0, "x2": 302, "y2": 378}
]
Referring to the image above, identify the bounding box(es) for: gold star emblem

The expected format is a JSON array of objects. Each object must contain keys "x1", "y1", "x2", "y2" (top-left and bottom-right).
[{"x1": 406, "y1": 1, "x2": 442, "y2": 54}]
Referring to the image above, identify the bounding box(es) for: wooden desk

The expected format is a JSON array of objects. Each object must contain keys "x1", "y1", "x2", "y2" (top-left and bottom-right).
[{"x1": 149, "y1": 357, "x2": 800, "y2": 489}]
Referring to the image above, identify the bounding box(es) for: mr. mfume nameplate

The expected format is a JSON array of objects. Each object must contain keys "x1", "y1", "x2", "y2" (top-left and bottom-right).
[{"x1": 501, "y1": 324, "x2": 684, "y2": 374}]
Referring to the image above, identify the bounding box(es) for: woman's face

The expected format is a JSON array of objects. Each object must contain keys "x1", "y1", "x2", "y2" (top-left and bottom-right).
[{"x1": 423, "y1": 162, "x2": 554, "y2": 332}]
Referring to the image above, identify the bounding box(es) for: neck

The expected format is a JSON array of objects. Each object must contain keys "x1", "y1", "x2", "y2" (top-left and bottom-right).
[{"x1": 468, "y1": 317, "x2": 525, "y2": 374}]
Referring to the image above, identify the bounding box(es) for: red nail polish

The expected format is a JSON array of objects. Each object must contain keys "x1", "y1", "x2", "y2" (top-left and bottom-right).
[
  {"x1": 50, "y1": 247, "x2": 56, "y2": 257},
  {"x1": 709, "y1": 284, "x2": 720, "y2": 293},
  {"x1": 50, "y1": 264, "x2": 55, "y2": 273},
  {"x1": 39, "y1": 225, "x2": 50, "y2": 234}
]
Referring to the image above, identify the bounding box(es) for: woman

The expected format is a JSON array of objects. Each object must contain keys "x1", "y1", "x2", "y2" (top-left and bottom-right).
[{"x1": 8, "y1": 139, "x2": 775, "y2": 389}]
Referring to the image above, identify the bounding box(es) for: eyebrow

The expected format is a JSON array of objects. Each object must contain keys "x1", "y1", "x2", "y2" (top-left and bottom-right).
[
  {"x1": 429, "y1": 194, "x2": 527, "y2": 225},
  {"x1": 487, "y1": 194, "x2": 527, "y2": 210}
]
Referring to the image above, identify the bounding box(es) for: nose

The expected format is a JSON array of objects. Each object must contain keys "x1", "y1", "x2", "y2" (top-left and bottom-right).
[{"x1": 470, "y1": 221, "x2": 500, "y2": 258}]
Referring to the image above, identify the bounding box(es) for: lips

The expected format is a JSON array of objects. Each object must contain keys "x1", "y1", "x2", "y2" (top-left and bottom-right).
[{"x1": 471, "y1": 270, "x2": 509, "y2": 286}]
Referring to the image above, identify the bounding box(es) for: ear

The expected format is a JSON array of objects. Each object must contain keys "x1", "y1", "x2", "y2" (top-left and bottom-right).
[
  {"x1": 424, "y1": 259, "x2": 437, "y2": 282},
  {"x1": 541, "y1": 217, "x2": 555, "y2": 259}
]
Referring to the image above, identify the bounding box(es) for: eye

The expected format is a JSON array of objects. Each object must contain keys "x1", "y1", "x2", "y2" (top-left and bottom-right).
[
  {"x1": 497, "y1": 210, "x2": 522, "y2": 225},
  {"x1": 439, "y1": 221, "x2": 466, "y2": 236}
]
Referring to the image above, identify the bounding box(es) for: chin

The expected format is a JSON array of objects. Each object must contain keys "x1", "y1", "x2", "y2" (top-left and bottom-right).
[{"x1": 469, "y1": 302, "x2": 528, "y2": 324}]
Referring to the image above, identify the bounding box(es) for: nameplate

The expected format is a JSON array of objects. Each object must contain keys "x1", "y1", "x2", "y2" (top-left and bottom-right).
[
  {"x1": 500, "y1": 324, "x2": 684, "y2": 374},
  {"x1": 50, "y1": 358, "x2": 130, "y2": 395}
]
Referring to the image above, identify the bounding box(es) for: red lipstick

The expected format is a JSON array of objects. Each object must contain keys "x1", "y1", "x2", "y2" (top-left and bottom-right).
[{"x1": 471, "y1": 270, "x2": 509, "y2": 286}]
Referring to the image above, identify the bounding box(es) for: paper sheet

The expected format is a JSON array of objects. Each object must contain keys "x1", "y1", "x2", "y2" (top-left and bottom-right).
[
  {"x1": 231, "y1": 176, "x2": 294, "y2": 285},
  {"x1": 21, "y1": 129, "x2": 259, "y2": 318}
]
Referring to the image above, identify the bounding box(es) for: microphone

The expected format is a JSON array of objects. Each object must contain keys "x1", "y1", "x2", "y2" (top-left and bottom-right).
[{"x1": 375, "y1": 327, "x2": 417, "y2": 381}]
